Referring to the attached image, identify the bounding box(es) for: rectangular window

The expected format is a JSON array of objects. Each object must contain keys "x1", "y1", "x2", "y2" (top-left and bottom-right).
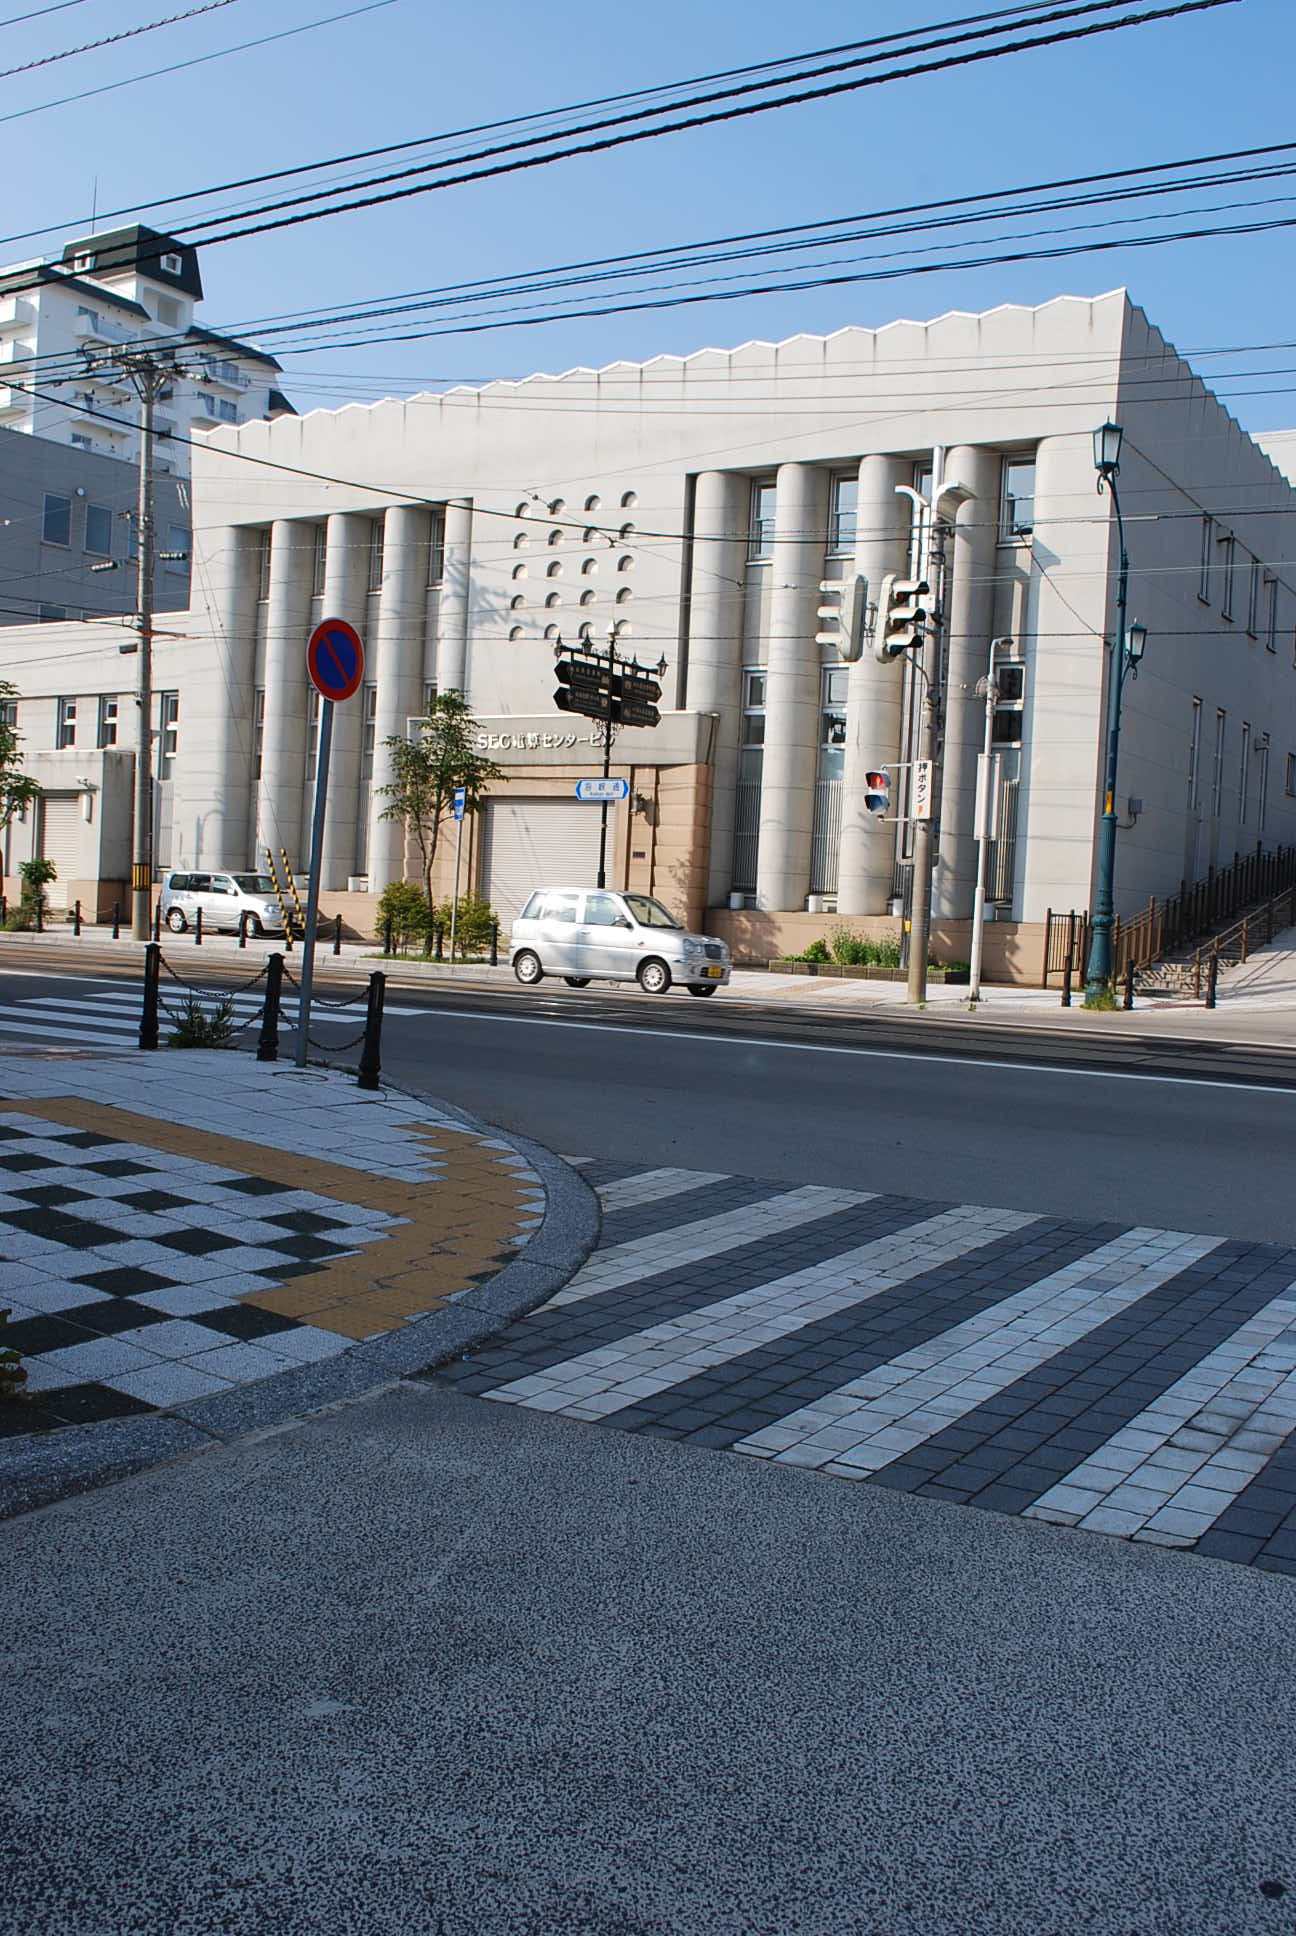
[
  {"x1": 1247, "y1": 556, "x2": 1260, "y2": 638},
  {"x1": 83, "y1": 503, "x2": 111, "y2": 556},
  {"x1": 1258, "y1": 740, "x2": 1270, "y2": 835},
  {"x1": 1199, "y1": 514, "x2": 1213, "y2": 603},
  {"x1": 828, "y1": 475, "x2": 858, "y2": 554},
  {"x1": 422, "y1": 681, "x2": 437, "y2": 716},
  {"x1": 311, "y1": 523, "x2": 326, "y2": 597},
  {"x1": 164, "y1": 522, "x2": 189, "y2": 571},
  {"x1": 1240, "y1": 721, "x2": 1251, "y2": 823},
  {"x1": 306, "y1": 690, "x2": 322, "y2": 781},
  {"x1": 1266, "y1": 574, "x2": 1279, "y2": 653},
  {"x1": 56, "y1": 697, "x2": 76, "y2": 749},
  {"x1": 0, "y1": 697, "x2": 16, "y2": 730},
  {"x1": 748, "y1": 481, "x2": 776, "y2": 562},
  {"x1": 739, "y1": 668, "x2": 766, "y2": 782},
  {"x1": 368, "y1": 519, "x2": 385, "y2": 592},
  {"x1": 159, "y1": 691, "x2": 178, "y2": 778},
  {"x1": 201, "y1": 394, "x2": 217, "y2": 417},
  {"x1": 1219, "y1": 531, "x2": 1235, "y2": 621},
  {"x1": 253, "y1": 687, "x2": 265, "y2": 781},
  {"x1": 1212, "y1": 708, "x2": 1227, "y2": 817},
  {"x1": 428, "y1": 509, "x2": 445, "y2": 585},
  {"x1": 217, "y1": 397, "x2": 237, "y2": 422},
  {"x1": 255, "y1": 528, "x2": 272, "y2": 601},
  {"x1": 39, "y1": 604, "x2": 67, "y2": 623},
  {"x1": 1000, "y1": 458, "x2": 1036, "y2": 540},
  {"x1": 359, "y1": 683, "x2": 378, "y2": 780},
  {"x1": 96, "y1": 695, "x2": 118, "y2": 749},
  {"x1": 819, "y1": 665, "x2": 848, "y2": 779},
  {"x1": 1188, "y1": 696, "x2": 1202, "y2": 809},
  {"x1": 70, "y1": 433, "x2": 93, "y2": 451},
  {"x1": 42, "y1": 493, "x2": 71, "y2": 547},
  {"x1": 1287, "y1": 752, "x2": 1296, "y2": 798}
]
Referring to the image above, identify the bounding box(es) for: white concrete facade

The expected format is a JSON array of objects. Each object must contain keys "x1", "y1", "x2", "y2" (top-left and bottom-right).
[{"x1": 6, "y1": 291, "x2": 1296, "y2": 968}]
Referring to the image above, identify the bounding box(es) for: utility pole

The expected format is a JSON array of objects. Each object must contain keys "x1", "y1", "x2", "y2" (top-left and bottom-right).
[
  {"x1": 969, "y1": 639, "x2": 1011, "y2": 1004},
  {"x1": 78, "y1": 346, "x2": 187, "y2": 938}
]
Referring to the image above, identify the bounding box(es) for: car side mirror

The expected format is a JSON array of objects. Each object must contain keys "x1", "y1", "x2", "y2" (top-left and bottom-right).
[{"x1": 615, "y1": 916, "x2": 632, "y2": 929}]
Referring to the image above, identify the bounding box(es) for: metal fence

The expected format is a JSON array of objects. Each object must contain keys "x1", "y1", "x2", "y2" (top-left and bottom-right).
[
  {"x1": 809, "y1": 777, "x2": 843, "y2": 896},
  {"x1": 732, "y1": 779, "x2": 762, "y2": 895}
]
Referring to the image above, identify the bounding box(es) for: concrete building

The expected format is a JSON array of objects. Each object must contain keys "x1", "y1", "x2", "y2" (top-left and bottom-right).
[{"x1": 5, "y1": 289, "x2": 1296, "y2": 975}]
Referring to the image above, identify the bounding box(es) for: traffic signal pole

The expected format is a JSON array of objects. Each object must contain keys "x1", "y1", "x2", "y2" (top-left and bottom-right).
[
  {"x1": 902, "y1": 453, "x2": 947, "y2": 1006},
  {"x1": 597, "y1": 637, "x2": 614, "y2": 889}
]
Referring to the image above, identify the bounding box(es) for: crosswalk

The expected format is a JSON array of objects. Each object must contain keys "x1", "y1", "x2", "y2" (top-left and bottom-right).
[
  {"x1": 0, "y1": 981, "x2": 422, "y2": 1053},
  {"x1": 437, "y1": 1157, "x2": 1296, "y2": 1574}
]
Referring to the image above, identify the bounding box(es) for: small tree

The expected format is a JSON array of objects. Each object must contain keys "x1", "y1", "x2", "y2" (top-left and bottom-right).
[
  {"x1": 378, "y1": 693, "x2": 503, "y2": 925},
  {"x1": 0, "y1": 680, "x2": 38, "y2": 834}
]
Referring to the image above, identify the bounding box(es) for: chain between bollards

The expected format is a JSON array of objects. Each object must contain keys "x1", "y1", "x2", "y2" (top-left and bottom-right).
[
  {"x1": 139, "y1": 942, "x2": 161, "y2": 1051},
  {"x1": 357, "y1": 971, "x2": 385, "y2": 1089},
  {"x1": 258, "y1": 952, "x2": 284, "y2": 1061}
]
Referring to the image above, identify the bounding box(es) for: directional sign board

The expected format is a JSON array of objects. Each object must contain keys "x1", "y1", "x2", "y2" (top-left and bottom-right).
[
  {"x1": 913, "y1": 758, "x2": 934, "y2": 822},
  {"x1": 452, "y1": 786, "x2": 467, "y2": 822},
  {"x1": 576, "y1": 777, "x2": 629, "y2": 803},
  {"x1": 307, "y1": 618, "x2": 364, "y2": 703}
]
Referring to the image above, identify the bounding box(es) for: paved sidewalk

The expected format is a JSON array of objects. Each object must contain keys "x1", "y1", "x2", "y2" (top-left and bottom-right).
[{"x1": 0, "y1": 1050, "x2": 597, "y2": 1516}]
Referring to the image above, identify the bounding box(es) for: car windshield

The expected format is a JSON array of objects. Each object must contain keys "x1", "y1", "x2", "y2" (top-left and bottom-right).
[
  {"x1": 233, "y1": 875, "x2": 277, "y2": 895},
  {"x1": 623, "y1": 894, "x2": 681, "y2": 930}
]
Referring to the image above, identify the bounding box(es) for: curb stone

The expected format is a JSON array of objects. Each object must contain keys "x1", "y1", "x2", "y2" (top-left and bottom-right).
[{"x1": 0, "y1": 1087, "x2": 600, "y2": 1522}]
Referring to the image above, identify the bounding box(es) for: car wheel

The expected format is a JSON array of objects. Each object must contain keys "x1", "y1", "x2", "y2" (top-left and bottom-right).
[
  {"x1": 564, "y1": 976, "x2": 591, "y2": 988},
  {"x1": 687, "y1": 983, "x2": 717, "y2": 997},
  {"x1": 638, "y1": 957, "x2": 671, "y2": 995},
  {"x1": 513, "y1": 950, "x2": 544, "y2": 985},
  {"x1": 246, "y1": 914, "x2": 264, "y2": 939},
  {"x1": 166, "y1": 908, "x2": 187, "y2": 933}
]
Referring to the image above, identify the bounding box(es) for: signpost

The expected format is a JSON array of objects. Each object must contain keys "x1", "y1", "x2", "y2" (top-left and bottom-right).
[
  {"x1": 448, "y1": 786, "x2": 467, "y2": 965},
  {"x1": 553, "y1": 635, "x2": 663, "y2": 886},
  {"x1": 297, "y1": 617, "x2": 364, "y2": 1067}
]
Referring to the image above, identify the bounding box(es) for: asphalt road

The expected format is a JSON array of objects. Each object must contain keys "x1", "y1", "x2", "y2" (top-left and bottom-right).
[
  {"x1": 6, "y1": 1381, "x2": 1295, "y2": 1936},
  {"x1": 3, "y1": 959, "x2": 1295, "y2": 1241}
]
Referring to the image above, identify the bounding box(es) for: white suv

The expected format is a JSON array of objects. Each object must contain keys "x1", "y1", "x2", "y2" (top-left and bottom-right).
[
  {"x1": 159, "y1": 871, "x2": 288, "y2": 938},
  {"x1": 510, "y1": 888, "x2": 731, "y2": 996}
]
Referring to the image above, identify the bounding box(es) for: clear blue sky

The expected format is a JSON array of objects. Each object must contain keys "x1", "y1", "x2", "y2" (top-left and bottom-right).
[{"x1": 5, "y1": 0, "x2": 1295, "y2": 426}]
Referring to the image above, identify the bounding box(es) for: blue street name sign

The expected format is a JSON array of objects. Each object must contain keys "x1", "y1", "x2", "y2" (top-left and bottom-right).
[
  {"x1": 576, "y1": 777, "x2": 629, "y2": 802},
  {"x1": 452, "y1": 787, "x2": 467, "y2": 821}
]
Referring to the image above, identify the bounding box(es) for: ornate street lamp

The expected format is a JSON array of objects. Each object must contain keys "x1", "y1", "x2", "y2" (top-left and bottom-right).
[{"x1": 1084, "y1": 421, "x2": 1149, "y2": 999}]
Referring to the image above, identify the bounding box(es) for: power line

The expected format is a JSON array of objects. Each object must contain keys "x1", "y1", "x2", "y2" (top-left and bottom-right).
[
  {"x1": 0, "y1": 0, "x2": 89, "y2": 24},
  {"x1": 0, "y1": 0, "x2": 242, "y2": 84}
]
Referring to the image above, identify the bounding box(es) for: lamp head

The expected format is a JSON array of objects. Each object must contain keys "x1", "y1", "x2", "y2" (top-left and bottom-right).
[
  {"x1": 1094, "y1": 420, "x2": 1123, "y2": 477},
  {"x1": 1126, "y1": 620, "x2": 1147, "y2": 665}
]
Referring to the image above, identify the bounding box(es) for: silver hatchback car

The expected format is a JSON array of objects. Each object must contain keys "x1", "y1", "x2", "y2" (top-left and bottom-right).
[{"x1": 510, "y1": 888, "x2": 731, "y2": 996}]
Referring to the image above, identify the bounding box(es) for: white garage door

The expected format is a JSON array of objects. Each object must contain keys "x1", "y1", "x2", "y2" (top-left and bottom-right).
[
  {"x1": 39, "y1": 795, "x2": 81, "y2": 909},
  {"x1": 480, "y1": 799, "x2": 604, "y2": 925}
]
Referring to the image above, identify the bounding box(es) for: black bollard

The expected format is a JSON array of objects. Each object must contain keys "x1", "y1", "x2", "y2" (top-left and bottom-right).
[
  {"x1": 382, "y1": 913, "x2": 393, "y2": 956},
  {"x1": 489, "y1": 920, "x2": 499, "y2": 967},
  {"x1": 1206, "y1": 949, "x2": 1219, "y2": 1010},
  {"x1": 0, "y1": 893, "x2": 5, "y2": 925},
  {"x1": 72, "y1": 899, "x2": 81, "y2": 937},
  {"x1": 194, "y1": 904, "x2": 203, "y2": 947},
  {"x1": 35, "y1": 894, "x2": 42, "y2": 934},
  {"x1": 139, "y1": 942, "x2": 161, "y2": 1051},
  {"x1": 238, "y1": 911, "x2": 247, "y2": 950},
  {"x1": 435, "y1": 922, "x2": 444, "y2": 962},
  {"x1": 111, "y1": 899, "x2": 120, "y2": 940},
  {"x1": 357, "y1": 971, "x2": 386, "y2": 1090},
  {"x1": 152, "y1": 899, "x2": 160, "y2": 943},
  {"x1": 1123, "y1": 961, "x2": 1135, "y2": 1011},
  {"x1": 333, "y1": 912, "x2": 342, "y2": 957},
  {"x1": 258, "y1": 952, "x2": 284, "y2": 1062}
]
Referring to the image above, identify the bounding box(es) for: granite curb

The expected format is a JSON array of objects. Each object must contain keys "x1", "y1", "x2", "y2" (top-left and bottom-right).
[{"x1": 0, "y1": 1086, "x2": 600, "y2": 1522}]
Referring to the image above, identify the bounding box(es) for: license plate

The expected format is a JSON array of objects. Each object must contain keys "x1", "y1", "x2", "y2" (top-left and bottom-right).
[{"x1": 703, "y1": 964, "x2": 723, "y2": 979}]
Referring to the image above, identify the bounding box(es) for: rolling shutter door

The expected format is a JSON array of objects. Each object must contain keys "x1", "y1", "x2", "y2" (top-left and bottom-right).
[
  {"x1": 38, "y1": 795, "x2": 81, "y2": 908},
  {"x1": 480, "y1": 799, "x2": 603, "y2": 924}
]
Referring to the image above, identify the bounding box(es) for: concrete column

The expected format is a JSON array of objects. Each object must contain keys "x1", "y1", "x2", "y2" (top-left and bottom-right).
[
  {"x1": 317, "y1": 510, "x2": 370, "y2": 890},
  {"x1": 367, "y1": 505, "x2": 430, "y2": 891},
  {"x1": 434, "y1": 498, "x2": 472, "y2": 693},
  {"x1": 184, "y1": 524, "x2": 258, "y2": 871},
  {"x1": 755, "y1": 462, "x2": 829, "y2": 911},
  {"x1": 257, "y1": 519, "x2": 313, "y2": 870},
  {"x1": 837, "y1": 455, "x2": 912, "y2": 915},
  {"x1": 685, "y1": 471, "x2": 749, "y2": 909},
  {"x1": 934, "y1": 445, "x2": 1001, "y2": 921}
]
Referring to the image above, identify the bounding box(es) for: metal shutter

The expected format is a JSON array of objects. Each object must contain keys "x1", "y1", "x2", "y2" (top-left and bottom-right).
[
  {"x1": 38, "y1": 795, "x2": 81, "y2": 908},
  {"x1": 480, "y1": 799, "x2": 604, "y2": 925}
]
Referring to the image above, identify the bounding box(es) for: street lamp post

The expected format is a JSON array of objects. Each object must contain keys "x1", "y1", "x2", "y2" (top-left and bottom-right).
[{"x1": 1084, "y1": 420, "x2": 1148, "y2": 1000}]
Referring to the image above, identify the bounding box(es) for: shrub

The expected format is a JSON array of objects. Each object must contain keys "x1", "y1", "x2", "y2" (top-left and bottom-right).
[
  {"x1": 2, "y1": 906, "x2": 33, "y2": 932},
  {"x1": 166, "y1": 993, "x2": 237, "y2": 1049},
  {"x1": 449, "y1": 894, "x2": 498, "y2": 957},
  {"x1": 0, "y1": 1307, "x2": 26, "y2": 1405},
  {"x1": 378, "y1": 880, "x2": 432, "y2": 955},
  {"x1": 830, "y1": 925, "x2": 902, "y2": 969}
]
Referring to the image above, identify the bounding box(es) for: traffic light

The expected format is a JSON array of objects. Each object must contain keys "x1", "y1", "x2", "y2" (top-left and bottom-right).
[
  {"x1": 863, "y1": 770, "x2": 891, "y2": 816},
  {"x1": 876, "y1": 574, "x2": 930, "y2": 662},
  {"x1": 815, "y1": 571, "x2": 869, "y2": 662}
]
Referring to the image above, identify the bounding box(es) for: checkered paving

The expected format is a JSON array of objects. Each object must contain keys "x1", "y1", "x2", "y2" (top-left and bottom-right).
[{"x1": 437, "y1": 1159, "x2": 1296, "y2": 1575}]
